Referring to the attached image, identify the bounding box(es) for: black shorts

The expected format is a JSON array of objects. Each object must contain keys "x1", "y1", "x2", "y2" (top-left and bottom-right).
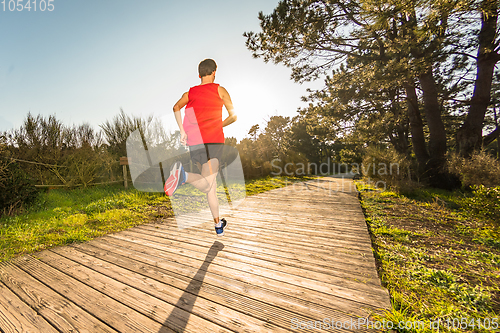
[{"x1": 189, "y1": 143, "x2": 224, "y2": 170}]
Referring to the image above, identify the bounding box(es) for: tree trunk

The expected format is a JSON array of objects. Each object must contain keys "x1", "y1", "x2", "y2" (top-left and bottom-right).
[
  {"x1": 404, "y1": 81, "x2": 429, "y2": 167},
  {"x1": 418, "y1": 69, "x2": 460, "y2": 189},
  {"x1": 457, "y1": 0, "x2": 500, "y2": 157},
  {"x1": 418, "y1": 69, "x2": 447, "y2": 162},
  {"x1": 388, "y1": 88, "x2": 409, "y2": 155}
]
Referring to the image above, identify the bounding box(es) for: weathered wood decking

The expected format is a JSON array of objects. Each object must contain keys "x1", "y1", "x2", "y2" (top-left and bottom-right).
[{"x1": 0, "y1": 176, "x2": 391, "y2": 333}]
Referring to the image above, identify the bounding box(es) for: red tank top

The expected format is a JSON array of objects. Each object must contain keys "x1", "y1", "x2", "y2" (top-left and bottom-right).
[{"x1": 183, "y1": 83, "x2": 224, "y2": 145}]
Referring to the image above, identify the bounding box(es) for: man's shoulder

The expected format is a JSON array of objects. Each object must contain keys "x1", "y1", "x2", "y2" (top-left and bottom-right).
[{"x1": 218, "y1": 85, "x2": 229, "y2": 97}]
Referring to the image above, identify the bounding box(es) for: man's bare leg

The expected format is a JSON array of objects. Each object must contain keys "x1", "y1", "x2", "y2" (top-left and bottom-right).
[
  {"x1": 184, "y1": 159, "x2": 220, "y2": 223},
  {"x1": 206, "y1": 175, "x2": 219, "y2": 223},
  {"x1": 184, "y1": 162, "x2": 217, "y2": 193}
]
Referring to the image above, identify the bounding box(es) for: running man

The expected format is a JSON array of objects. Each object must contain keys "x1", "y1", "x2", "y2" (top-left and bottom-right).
[{"x1": 164, "y1": 59, "x2": 237, "y2": 236}]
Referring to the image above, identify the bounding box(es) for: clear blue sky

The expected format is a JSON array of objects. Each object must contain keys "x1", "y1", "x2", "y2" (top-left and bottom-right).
[{"x1": 0, "y1": 0, "x2": 322, "y2": 141}]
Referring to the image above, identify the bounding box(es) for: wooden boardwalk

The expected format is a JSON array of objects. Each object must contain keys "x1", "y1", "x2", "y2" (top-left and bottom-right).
[{"x1": 0, "y1": 176, "x2": 391, "y2": 333}]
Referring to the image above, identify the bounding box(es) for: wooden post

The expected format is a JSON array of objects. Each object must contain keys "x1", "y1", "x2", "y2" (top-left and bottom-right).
[{"x1": 120, "y1": 157, "x2": 129, "y2": 189}]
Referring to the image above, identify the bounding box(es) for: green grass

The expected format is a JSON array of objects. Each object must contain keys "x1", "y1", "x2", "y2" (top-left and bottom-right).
[
  {"x1": 356, "y1": 181, "x2": 500, "y2": 332},
  {"x1": 0, "y1": 185, "x2": 173, "y2": 262},
  {"x1": 0, "y1": 175, "x2": 314, "y2": 262}
]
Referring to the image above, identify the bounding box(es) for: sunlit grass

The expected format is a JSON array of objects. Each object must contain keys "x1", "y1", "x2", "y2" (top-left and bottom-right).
[
  {"x1": 0, "y1": 185, "x2": 171, "y2": 262},
  {"x1": 356, "y1": 180, "x2": 500, "y2": 332}
]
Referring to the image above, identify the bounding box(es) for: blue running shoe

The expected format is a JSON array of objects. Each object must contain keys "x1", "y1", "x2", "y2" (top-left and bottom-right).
[
  {"x1": 164, "y1": 162, "x2": 186, "y2": 196},
  {"x1": 215, "y1": 218, "x2": 227, "y2": 237}
]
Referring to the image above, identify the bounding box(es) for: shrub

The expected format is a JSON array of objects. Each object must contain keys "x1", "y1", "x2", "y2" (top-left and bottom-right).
[
  {"x1": 0, "y1": 137, "x2": 8, "y2": 190},
  {"x1": 100, "y1": 108, "x2": 153, "y2": 157},
  {"x1": 0, "y1": 161, "x2": 39, "y2": 216},
  {"x1": 447, "y1": 150, "x2": 500, "y2": 188},
  {"x1": 63, "y1": 146, "x2": 118, "y2": 187},
  {"x1": 5, "y1": 114, "x2": 109, "y2": 186},
  {"x1": 360, "y1": 146, "x2": 420, "y2": 192},
  {"x1": 4, "y1": 113, "x2": 135, "y2": 187}
]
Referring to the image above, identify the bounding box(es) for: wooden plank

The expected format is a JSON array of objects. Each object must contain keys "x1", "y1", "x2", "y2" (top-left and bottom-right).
[
  {"x1": 0, "y1": 280, "x2": 58, "y2": 333},
  {"x1": 231, "y1": 209, "x2": 368, "y2": 227},
  {"x1": 71, "y1": 242, "x2": 375, "y2": 333},
  {"x1": 221, "y1": 208, "x2": 372, "y2": 238},
  {"x1": 202, "y1": 224, "x2": 371, "y2": 252},
  {"x1": 0, "y1": 261, "x2": 118, "y2": 333},
  {"x1": 232, "y1": 198, "x2": 364, "y2": 215},
  {"x1": 138, "y1": 221, "x2": 376, "y2": 263},
  {"x1": 245, "y1": 190, "x2": 358, "y2": 199},
  {"x1": 134, "y1": 227, "x2": 376, "y2": 277},
  {"x1": 244, "y1": 188, "x2": 358, "y2": 198},
  {"x1": 48, "y1": 246, "x2": 312, "y2": 333},
  {"x1": 239, "y1": 198, "x2": 360, "y2": 209},
  {"x1": 103, "y1": 233, "x2": 388, "y2": 301},
  {"x1": 185, "y1": 215, "x2": 373, "y2": 246},
  {"x1": 114, "y1": 228, "x2": 381, "y2": 286},
  {"x1": 239, "y1": 198, "x2": 362, "y2": 211},
  {"x1": 34, "y1": 249, "x2": 248, "y2": 333},
  {"x1": 226, "y1": 210, "x2": 370, "y2": 231},
  {"x1": 148, "y1": 217, "x2": 374, "y2": 257},
  {"x1": 247, "y1": 192, "x2": 359, "y2": 201},
  {"x1": 243, "y1": 197, "x2": 359, "y2": 204},
  {"x1": 137, "y1": 223, "x2": 374, "y2": 268},
  {"x1": 11, "y1": 255, "x2": 176, "y2": 333},
  {"x1": 126, "y1": 226, "x2": 380, "y2": 284},
  {"x1": 233, "y1": 208, "x2": 366, "y2": 224},
  {"x1": 245, "y1": 194, "x2": 359, "y2": 203},
  {"x1": 81, "y1": 236, "x2": 390, "y2": 310}
]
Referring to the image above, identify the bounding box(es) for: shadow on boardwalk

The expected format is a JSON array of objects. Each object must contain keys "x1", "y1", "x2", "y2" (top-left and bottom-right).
[{"x1": 159, "y1": 241, "x2": 224, "y2": 333}]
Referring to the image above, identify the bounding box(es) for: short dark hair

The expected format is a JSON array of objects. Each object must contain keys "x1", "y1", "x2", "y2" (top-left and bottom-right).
[{"x1": 198, "y1": 59, "x2": 217, "y2": 77}]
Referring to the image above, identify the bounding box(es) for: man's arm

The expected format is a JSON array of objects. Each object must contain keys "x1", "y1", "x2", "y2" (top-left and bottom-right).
[
  {"x1": 218, "y1": 86, "x2": 237, "y2": 127},
  {"x1": 173, "y1": 92, "x2": 189, "y2": 145}
]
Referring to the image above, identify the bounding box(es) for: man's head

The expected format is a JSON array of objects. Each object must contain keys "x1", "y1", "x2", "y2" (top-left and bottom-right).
[{"x1": 198, "y1": 59, "x2": 217, "y2": 78}]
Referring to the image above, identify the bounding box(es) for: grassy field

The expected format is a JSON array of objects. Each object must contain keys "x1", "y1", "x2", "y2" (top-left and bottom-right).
[
  {"x1": 356, "y1": 181, "x2": 500, "y2": 332},
  {"x1": 0, "y1": 175, "x2": 312, "y2": 263}
]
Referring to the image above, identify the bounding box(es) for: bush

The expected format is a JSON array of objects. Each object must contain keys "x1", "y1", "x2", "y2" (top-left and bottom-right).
[
  {"x1": 63, "y1": 146, "x2": 118, "y2": 187},
  {"x1": 447, "y1": 150, "x2": 500, "y2": 188},
  {"x1": 360, "y1": 146, "x2": 420, "y2": 192},
  {"x1": 0, "y1": 137, "x2": 8, "y2": 190},
  {"x1": 4, "y1": 113, "x2": 138, "y2": 187},
  {"x1": 6, "y1": 114, "x2": 109, "y2": 186},
  {"x1": 100, "y1": 108, "x2": 153, "y2": 157},
  {"x1": 0, "y1": 162, "x2": 39, "y2": 216}
]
